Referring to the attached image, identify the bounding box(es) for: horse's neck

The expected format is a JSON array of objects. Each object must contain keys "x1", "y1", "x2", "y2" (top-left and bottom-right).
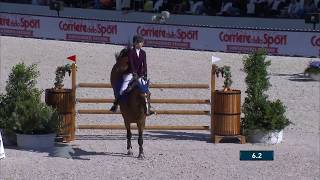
[
  {"x1": 130, "y1": 89, "x2": 146, "y2": 105},
  {"x1": 111, "y1": 64, "x2": 124, "y2": 87},
  {"x1": 120, "y1": 89, "x2": 146, "y2": 119}
]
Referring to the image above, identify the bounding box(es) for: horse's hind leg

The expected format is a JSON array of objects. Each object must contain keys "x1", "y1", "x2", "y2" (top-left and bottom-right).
[
  {"x1": 125, "y1": 123, "x2": 133, "y2": 156},
  {"x1": 137, "y1": 126, "x2": 145, "y2": 159}
]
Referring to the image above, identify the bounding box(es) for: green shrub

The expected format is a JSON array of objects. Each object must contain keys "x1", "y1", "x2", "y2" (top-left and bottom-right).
[
  {"x1": 241, "y1": 49, "x2": 290, "y2": 134},
  {"x1": 0, "y1": 94, "x2": 7, "y2": 128},
  {"x1": 0, "y1": 62, "x2": 59, "y2": 134},
  {"x1": 54, "y1": 64, "x2": 72, "y2": 89}
]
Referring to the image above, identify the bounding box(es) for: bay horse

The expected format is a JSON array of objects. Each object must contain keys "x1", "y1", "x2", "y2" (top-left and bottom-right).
[{"x1": 110, "y1": 47, "x2": 149, "y2": 159}]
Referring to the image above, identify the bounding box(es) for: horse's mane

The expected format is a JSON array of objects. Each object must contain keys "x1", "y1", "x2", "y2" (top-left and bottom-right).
[{"x1": 115, "y1": 46, "x2": 131, "y2": 61}]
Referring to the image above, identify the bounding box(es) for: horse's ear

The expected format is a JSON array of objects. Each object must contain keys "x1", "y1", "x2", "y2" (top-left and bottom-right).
[
  {"x1": 126, "y1": 44, "x2": 132, "y2": 50},
  {"x1": 126, "y1": 39, "x2": 133, "y2": 49},
  {"x1": 115, "y1": 52, "x2": 120, "y2": 61}
]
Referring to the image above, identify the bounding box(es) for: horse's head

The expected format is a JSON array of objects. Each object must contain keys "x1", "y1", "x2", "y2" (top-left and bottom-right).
[
  {"x1": 119, "y1": 78, "x2": 150, "y2": 121},
  {"x1": 114, "y1": 47, "x2": 130, "y2": 73}
]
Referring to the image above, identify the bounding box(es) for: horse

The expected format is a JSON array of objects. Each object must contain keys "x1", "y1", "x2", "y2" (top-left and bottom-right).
[{"x1": 110, "y1": 47, "x2": 149, "y2": 159}]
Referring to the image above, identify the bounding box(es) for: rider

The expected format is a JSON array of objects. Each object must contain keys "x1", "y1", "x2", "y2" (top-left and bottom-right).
[{"x1": 110, "y1": 35, "x2": 155, "y2": 115}]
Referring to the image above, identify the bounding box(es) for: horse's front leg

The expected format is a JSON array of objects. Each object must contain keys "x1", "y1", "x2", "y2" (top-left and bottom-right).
[
  {"x1": 137, "y1": 127, "x2": 144, "y2": 159},
  {"x1": 126, "y1": 123, "x2": 133, "y2": 156}
]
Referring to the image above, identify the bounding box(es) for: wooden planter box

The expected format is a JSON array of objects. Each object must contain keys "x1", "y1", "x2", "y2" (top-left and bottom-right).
[
  {"x1": 45, "y1": 88, "x2": 75, "y2": 142},
  {"x1": 16, "y1": 133, "x2": 56, "y2": 150},
  {"x1": 45, "y1": 88, "x2": 74, "y2": 114},
  {"x1": 213, "y1": 89, "x2": 241, "y2": 136}
]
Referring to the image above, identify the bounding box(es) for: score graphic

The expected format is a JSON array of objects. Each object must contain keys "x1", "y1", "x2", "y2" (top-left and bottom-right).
[{"x1": 240, "y1": 151, "x2": 274, "y2": 161}]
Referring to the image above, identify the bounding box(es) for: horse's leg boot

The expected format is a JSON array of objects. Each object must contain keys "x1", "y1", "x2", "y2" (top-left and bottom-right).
[
  {"x1": 127, "y1": 129, "x2": 133, "y2": 156},
  {"x1": 138, "y1": 131, "x2": 144, "y2": 160}
]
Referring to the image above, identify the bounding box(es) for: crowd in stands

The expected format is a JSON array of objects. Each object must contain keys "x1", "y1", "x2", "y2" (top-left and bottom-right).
[{"x1": 1, "y1": 0, "x2": 320, "y2": 19}]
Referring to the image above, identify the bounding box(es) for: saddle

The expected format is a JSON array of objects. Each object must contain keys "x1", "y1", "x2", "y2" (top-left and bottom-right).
[
  {"x1": 123, "y1": 77, "x2": 150, "y2": 95},
  {"x1": 114, "y1": 77, "x2": 155, "y2": 116}
]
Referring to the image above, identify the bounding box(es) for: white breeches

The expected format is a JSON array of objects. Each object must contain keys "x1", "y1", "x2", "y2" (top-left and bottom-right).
[{"x1": 119, "y1": 73, "x2": 147, "y2": 95}]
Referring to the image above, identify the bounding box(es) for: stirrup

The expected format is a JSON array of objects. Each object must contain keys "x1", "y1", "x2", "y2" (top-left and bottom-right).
[
  {"x1": 146, "y1": 108, "x2": 156, "y2": 116},
  {"x1": 146, "y1": 110, "x2": 155, "y2": 116}
]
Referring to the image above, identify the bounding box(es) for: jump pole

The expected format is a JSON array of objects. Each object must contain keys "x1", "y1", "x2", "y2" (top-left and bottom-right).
[
  {"x1": 210, "y1": 56, "x2": 220, "y2": 142},
  {"x1": 71, "y1": 63, "x2": 77, "y2": 138},
  {"x1": 70, "y1": 60, "x2": 216, "y2": 131}
]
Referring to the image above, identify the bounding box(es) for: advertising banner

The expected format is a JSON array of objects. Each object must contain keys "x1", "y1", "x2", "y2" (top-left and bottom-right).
[{"x1": 1, "y1": 13, "x2": 319, "y2": 57}]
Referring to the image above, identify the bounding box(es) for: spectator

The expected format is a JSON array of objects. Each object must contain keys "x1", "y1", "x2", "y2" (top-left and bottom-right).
[
  {"x1": 182, "y1": 0, "x2": 191, "y2": 13},
  {"x1": 153, "y1": 0, "x2": 163, "y2": 12},
  {"x1": 171, "y1": 0, "x2": 190, "y2": 14},
  {"x1": 94, "y1": 0, "x2": 101, "y2": 8},
  {"x1": 190, "y1": 0, "x2": 205, "y2": 15},
  {"x1": 144, "y1": 0, "x2": 153, "y2": 11},
  {"x1": 159, "y1": 0, "x2": 171, "y2": 11},
  {"x1": 63, "y1": 0, "x2": 79, "y2": 7},
  {"x1": 32, "y1": 0, "x2": 48, "y2": 5},
  {"x1": 247, "y1": 0, "x2": 256, "y2": 16},
  {"x1": 303, "y1": 0, "x2": 317, "y2": 14},
  {"x1": 100, "y1": 0, "x2": 114, "y2": 9},
  {"x1": 255, "y1": 0, "x2": 268, "y2": 16},
  {"x1": 122, "y1": 0, "x2": 131, "y2": 10},
  {"x1": 234, "y1": 0, "x2": 246, "y2": 16},
  {"x1": 288, "y1": 0, "x2": 303, "y2": 17},
  {"x1": 166, "y1": 0, "x2": 179, "y2": 13},
  {"x1": 217, "y1": 0, "x2": 240, "y2": 16},
  {"x1": 3, "y1": 0, "x2": 318, "y2": 18},
  {"x1": 315, "y1": 0, "x2": 320, "y2": 9},
  {"x1": 133, "y1": 0, "x2": 144, "y2": 11},
  {"x1": 203, "y1": 0, "x2": 219, "y2": 15},
  {"x1": 15, "y1": 0, "x2": 30, "y2": 3},
  {"x1": 267, "y1": 0, "x2": 286, "y2": 17}
]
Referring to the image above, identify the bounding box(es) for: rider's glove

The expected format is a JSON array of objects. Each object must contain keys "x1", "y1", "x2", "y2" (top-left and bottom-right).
[{"x1": 133, "y1": 73, "x2": 138, "y2": 80}]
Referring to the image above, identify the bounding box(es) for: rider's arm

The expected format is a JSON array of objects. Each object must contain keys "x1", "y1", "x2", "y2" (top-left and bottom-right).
[
  {"x1": 128, "y1": 49, "x2": 137, "y2": 75},
  {"x1": 142, "y1": 50, "x2": 147, "y2": 77}
]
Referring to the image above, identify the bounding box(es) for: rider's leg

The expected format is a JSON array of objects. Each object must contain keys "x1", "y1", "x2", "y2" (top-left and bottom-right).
[
  {"x1": 110, "y1": 96, "x2": 120, "y2": 112},
  {"x1": 145, "y1": 91, "x2": 155, "y2": 116},
  {"x1": 119, "y1": 73, "x2": 133, "y2": 95},
  {"x1": 110, "y1": 73, "x2": 133, "y2": 112},
  {"x1": 138, "y1": 78, "x2": 155, "y2": 116},
  {"x1": 147, "y1": 92, "x2": 156, "y2": 116}
]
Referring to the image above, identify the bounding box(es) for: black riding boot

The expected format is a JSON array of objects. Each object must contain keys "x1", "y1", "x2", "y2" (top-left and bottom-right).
[
  {"x1": 110, "y1": 97, "x2": 120, "y2": 112},
  {"x1": 146, "y1": 107, "x2": 155, "y2": 116},
  {"x1": 146, "y1": 93, "x2": 155, "y2": 116},
  {"x1": 110, "y1": 84, "x2": 134, "y2": 113}
]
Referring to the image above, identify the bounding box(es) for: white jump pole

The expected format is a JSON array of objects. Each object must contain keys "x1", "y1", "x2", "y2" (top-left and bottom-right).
[
  {"x1": 211, "y1": 56, "x2": 221, "y2": 141},
  {"x1": 0, "y1": 131, "x2": 5, "y2": 159}
]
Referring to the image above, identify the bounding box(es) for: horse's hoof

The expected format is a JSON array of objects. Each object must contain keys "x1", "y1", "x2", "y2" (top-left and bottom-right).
[
  {"x1": 127, "y1": 150, "x2": 133, "y2": 156},
  {"x1": 138, "y1": 154, "x2": 145, "y2": 160}
]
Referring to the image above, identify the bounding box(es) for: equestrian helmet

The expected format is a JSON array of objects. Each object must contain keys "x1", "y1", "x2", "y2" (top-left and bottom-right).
[{"x1": 133, "y1": 35, "x2": 144, "y2": 44}]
